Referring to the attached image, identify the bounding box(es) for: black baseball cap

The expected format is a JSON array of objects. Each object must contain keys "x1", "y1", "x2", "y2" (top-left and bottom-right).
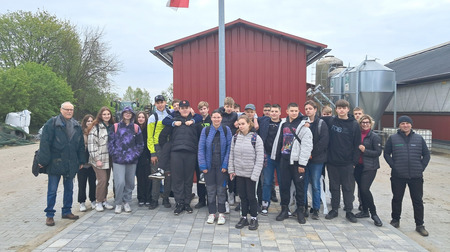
[
  {"x1": 155, "y1": 95, "x2": 165, "y2": 102},
  {"x1": 179, "y1": 100, "x2": 190, "y2": 107}
]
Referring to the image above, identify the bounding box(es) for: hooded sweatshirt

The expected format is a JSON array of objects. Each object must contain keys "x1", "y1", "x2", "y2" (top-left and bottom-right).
[{"x1": 108, "y1": 106, "x2": 144, "y2": 164}]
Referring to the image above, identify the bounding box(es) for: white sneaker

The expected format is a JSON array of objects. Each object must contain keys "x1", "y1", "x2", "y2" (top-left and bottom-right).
[
  {"x1": 123, "y1": 203, "x2": 132, "y2": 213},
  {"x1": 80, "y1": 202, "x2": 87, "y2": 212},
  {"x1": 207, "y1": 214, "x2": 215, "y2": 224},
  {"x1": 91, "y1": 202, "x2": 96, "y2": 210},
  {"x1": 198, "y1": 173, "x2": 206, "y2": 184},
  {"x1": 225, "y1": 201, "x2": 230, "y2": 214},
  {"x1": 103, "y1": 201, "x2": 114, "y2": 210},
  {"x1": 149, "y1": 168, "x2": 165, "y2": 179},
  {"x1": 115, "y1": 205, "x2": 122, "y2": 214},
  {"x1": 228, "y1": 192, "x2": 235, "y2": 205},
  {"x1": 95, "y1": 202, "x2": 104, "y2": 212},
  {"x1": 217, "y1": 213, "x2": 226, "y2": 225}
]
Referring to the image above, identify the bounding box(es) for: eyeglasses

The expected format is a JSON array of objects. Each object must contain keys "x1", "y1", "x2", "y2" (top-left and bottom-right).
[
  {"x1": 361, "y1": 121, "x2": 371, "y2": 125},
  {"x1": 263, "y1": 109, "x2": 271, "y2": 112},
  {"x1": 62, "y1": 108, "x2": 74, "y2": 111}
]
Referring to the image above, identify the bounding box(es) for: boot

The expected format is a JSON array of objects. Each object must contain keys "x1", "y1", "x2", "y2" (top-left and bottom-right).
[
  {"x1": 276, "y1": 205, "x2": 289, "y2": 221},
  {"x1": 297, "y1": 207, "x2": 306, "y2": 224},
  {"x1": 304, "y1": 206, "x2": 309, "y2": 218},
  {"x1": 355, "y1": 210, "x2": 370, "y2": 218}
]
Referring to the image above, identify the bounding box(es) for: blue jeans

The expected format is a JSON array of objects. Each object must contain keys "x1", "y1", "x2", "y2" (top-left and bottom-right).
[
  {"x1": 304, "y1": 162, "x2": 323, "y2": 210},
  {"x1": 45, "y1": 175, "x2": 74, "y2": 217},
  {"x1": 262, "y1": 158, "x2": 280, "y2": 205}
]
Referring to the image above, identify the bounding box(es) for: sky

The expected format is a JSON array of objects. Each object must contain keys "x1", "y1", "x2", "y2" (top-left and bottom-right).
[{"x1": 2, "y1": 0, "x2": 450, "y2": 98}]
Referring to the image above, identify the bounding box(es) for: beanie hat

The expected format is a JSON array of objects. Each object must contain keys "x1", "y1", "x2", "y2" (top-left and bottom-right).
[{"x1": 398, "y1": 115, "x2": 413, "y2": 126}]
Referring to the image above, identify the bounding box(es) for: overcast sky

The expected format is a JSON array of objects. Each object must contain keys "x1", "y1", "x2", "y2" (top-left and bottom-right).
[{"x1": 3, "y1": 0, "x2": 450, "y2": 98}]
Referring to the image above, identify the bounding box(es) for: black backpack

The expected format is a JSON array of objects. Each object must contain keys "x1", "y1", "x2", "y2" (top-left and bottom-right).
[{"x1": 32, "y1": 116, "x2": 57, "y2": 177}]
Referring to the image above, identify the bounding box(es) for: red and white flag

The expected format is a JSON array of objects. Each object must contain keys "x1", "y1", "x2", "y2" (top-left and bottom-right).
[{"x1": 167, "y1": 0, "x2": 189, "y2": 11}]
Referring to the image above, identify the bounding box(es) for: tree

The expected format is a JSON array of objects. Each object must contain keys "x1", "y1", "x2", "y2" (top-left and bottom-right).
[
  {"x1": 0, "y1": 67, "x2": 31, "y2": 119},
  {"x1": 123, "y1": 86, "x2": 151, "y2": 108},
  {"x1": 161, "y1": 83, "x2": 173, "y2": 105}
]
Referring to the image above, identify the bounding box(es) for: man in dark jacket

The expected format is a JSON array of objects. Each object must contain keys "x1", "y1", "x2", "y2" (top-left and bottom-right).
[
  {"x1": 39, "y1": 102, "x2": 85, "y2": 226},
  {"x1": 166, "y1": 100, "x2": 203, "y2": 215},
  {"x1": 384, "y1": 115, "x2": 431, "y2": 236}
]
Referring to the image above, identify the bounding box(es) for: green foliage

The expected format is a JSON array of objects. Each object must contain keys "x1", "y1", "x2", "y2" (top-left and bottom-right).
[
  {"x1": 0, "y1": 67, "x2": 31, "y2": 119},
  {"x1": 123, "y1": 86, "x2": 151, "y2": 110},
  {"x1": 18, "y1": 62, "x2": 73, "y2": 128},
  {"x1": 161, "y1": 83, "x2": 173, "y2": 105}
]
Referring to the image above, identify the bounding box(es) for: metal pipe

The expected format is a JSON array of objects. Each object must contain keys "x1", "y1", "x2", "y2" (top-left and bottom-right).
[{"x1": 218, "y1": 0, "x2": 226, "y2": 107}]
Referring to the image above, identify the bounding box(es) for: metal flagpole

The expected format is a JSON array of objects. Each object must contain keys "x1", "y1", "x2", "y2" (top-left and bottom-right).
[{"x1": 218, "y1": 0, "x2": 225, "y2": 106}]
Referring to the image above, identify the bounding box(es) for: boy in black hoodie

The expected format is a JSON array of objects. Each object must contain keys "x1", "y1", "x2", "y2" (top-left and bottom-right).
[{"x1": 321, "y1": 99, "x2": 361, "y2": 223}]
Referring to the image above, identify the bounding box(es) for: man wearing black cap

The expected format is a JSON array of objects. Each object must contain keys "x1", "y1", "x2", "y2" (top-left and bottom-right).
[
  {"x1": 384, "y1": 115, "x2": 431, "y2": 236},
  {"x1": 164, "y1": 100, "x2": 203, "y2": 215}
]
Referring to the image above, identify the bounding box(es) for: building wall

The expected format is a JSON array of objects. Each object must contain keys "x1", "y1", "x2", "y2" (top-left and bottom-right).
[
  {"x1": 172, "y1": 25, "x2": 307, "y2": 115},
  {"x1": 381, "y1": 113, "x2": 450, "y2": 141}
]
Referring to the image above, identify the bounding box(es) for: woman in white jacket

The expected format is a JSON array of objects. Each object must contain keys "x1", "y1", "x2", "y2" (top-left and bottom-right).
[
  {"x1": 228, "y1": 115, "x2": 264, "y2": 231},
  {"x1": 88, "y1": 106, "x2": 115, "y2": 212}
]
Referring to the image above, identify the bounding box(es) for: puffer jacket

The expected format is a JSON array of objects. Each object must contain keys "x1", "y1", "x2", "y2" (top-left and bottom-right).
[
  {"x1": 169, "y1": 113, "x2": 203, "y2": 153},
  {"x1": 384, "y1": 129, "x2": 430, "y2": 179},
  {"x1": 360, "y1": 130, "x2": 382, "y2": 171},
  {"x1": 270, "y1": 118, "x2": 313, "y2": 167},
  {"x1": 108, "y1": 107, "x2": 144, "y2": 164},
  {"x1": 88, "y1": 122, "x2": 111, "y2": 169},
  {"x1": 198, "y1": 125, "x2": 232, "y2": 171},
  {"x1": 228, "y1": 132, "x2": 264, "y2": 182},
  {"x1": 38, "y1": 114, "x2": 85, "y2": 178}
]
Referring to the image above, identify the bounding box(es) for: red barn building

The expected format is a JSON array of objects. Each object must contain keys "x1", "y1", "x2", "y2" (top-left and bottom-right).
[{"x1": 151, "y1": 19, "x2": 328, "y2": 115}]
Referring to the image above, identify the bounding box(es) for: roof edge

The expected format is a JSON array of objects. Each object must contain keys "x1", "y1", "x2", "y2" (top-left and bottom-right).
[{"x1": 389, "y1": 41, "x2": 450, "y2": 63}]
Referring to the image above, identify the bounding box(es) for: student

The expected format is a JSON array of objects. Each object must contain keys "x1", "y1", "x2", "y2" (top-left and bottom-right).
[
  {"x1": 78, "y1": 114, "x2": 97, "y2": 212},
  {"x1": 322, "y1": 105, "x2": 332, "y2": 117},
  {"x1": 198, "y1": 110, "x2": 232, "y2": 225},
  {"x1": 303, "y1": 101, "x2": 329, "y2": 220},
  {"x1": 166, "y1": 100, "x2": 203, "y2": 215},
  {"x1": 354, "y1": 115, "x2": 383, "y2": 227},
  {"x1": 321, "y1": 99, "x2": 361, "y2": 223},
  {"x1": 136, "y1": 111, "x2": 152, "y2": 207},
  {"x1": 259, "y1": 104, "x2": 282, "y2": 215},
  {"x1": 262, "y1": 103, "x2": 272, "y2": 117},
  {"x1": 234, "y1": 103, "x2": 241, "y2": 114},
  {"x1": 108, "y1": 107, "x2": 144, "y2": 214},
  {"x1": 88, "y1": 106, "x2": 115, "y2": 212},
  {"x1": 353, "y1": 107, "x2": 364, "y2": 121},
  {"x1": 271, "y1": 103, "x2": 313, "y2": 224},
  {"x1": 147, "y1": 95, "x2": 172, "y2": 209},
  {"x1": 194, "y1": 101, "x2": 212, "y2": 209},
  {"x1": 229, "y1": 115, "x2": 264, "y2": 230}
]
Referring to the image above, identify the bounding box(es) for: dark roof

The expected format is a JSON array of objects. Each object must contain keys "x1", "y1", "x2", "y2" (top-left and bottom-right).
[
  {"x1": 151, "y1": 18, "x2": 329, "y2": 68},
  {"x1": 385, "y1": 42, "x2": 450, "y2": 85}
]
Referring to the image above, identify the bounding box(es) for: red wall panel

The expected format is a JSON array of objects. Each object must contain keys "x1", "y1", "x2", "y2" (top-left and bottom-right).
[
  {"x1": 173, "y1": 25, "x2": 307, "y2": 117},
  {"x1": 381, "y1": 114, "x2": 450, "y2": 141}
]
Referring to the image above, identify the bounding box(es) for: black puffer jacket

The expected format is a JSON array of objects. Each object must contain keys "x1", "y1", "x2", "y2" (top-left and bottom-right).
[
  {"x1": 169, "y1": 114, "x2": 203, "y2": 153},
  {"x1": 384, "y1": 129, "x2": 430, "y2": 179},
  {"x1": 360, "y1": 130, "x2": 382, "y2": 171}
]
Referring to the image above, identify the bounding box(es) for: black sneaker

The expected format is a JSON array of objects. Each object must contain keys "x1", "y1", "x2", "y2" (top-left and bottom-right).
[
  {"x1": 248, "y1": 218, "x2": 259, "y2": 230},
  {"x1": 390, "y1": 219, "x2": 400, "y2": 228},
  {"x1": 185, "y1": 204, "x2": 193, "y2": 213},
  {"x1": 195, "y1": 201, "x2": 206, "y2": 209},
  {"x1": 162, "y1": 198, "x2": 171, "y2": 208},
  {"x1": 297, "y1": 208, "x2": 306, "y2": 224},
  {"x1": 235, "y1": 217, "x2": 249, "y2": 229},
  {"x1": 415, "y1": 225, "x2": 429, "y2": 236},
  {"x1": 372, "y1": 215, "x2": 383, "y2": 227},
  {"x1": 148, "y1": 200, "x2": 158, "y2": 210},
  {"x1": 271, "y1": 191, "x2": 278, "y2": 202},
  {"x1": 234, "y1": 202, "x2": 241, "y2": 212},
  {"x1": 198, "y1": 173, "x2": 206, "y2": 184},
  {"x1": 149, "y1": 168, "x2": 165, "y2": 179},
  {"x1": 346, "y1": 212, "x2": 357, "y2": 223},
  {"x1": 325, "y1": 210, "x2": 338, "y2": 220},
  {"x1": 174, "y1": 203, "x2": 185, "y2": 215},
  {"x1": 304, "y1": 207, "x2": 309, "y2": 218},
  {"x1": 355, "y1": 211, "x2": 370, "y2": 218},
  {"x1": 311, "y1": 209, "x2": 319, "y2": 220}
]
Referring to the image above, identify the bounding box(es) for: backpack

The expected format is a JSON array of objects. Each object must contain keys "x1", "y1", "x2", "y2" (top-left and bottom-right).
[
  {"x1": 32, "y1": 116, "x2": 57, "y2": 177},
  {"x1": 114, "y1": 123, "x2": 139, "y2": 134},
  {"x1": 204, "y1": 125, "x2": 228, "y2": 138},
  {"x1": 152, "y1": 108, "x2": 171, "y2": 137},
  {"x1": 233, "y1": 132, "x2": 257, "y2": 149}
]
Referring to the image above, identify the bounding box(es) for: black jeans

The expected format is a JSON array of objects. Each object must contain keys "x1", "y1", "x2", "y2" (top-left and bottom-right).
[
  {"x1": 390, "y1": 176, "x2": 424, "y2": 226},
  {"x1": 279, "y1": 158, "x2": 305, "y2": 207},
  {"x1": 327, "y1": 163, "x2": 355, "y2": 212},
  {"x1": 136, "y1": 158, "x2": 152, "y2": 203},
  {"x1": 171, "y1": 150, "x2": 196, "y2": 205},
  {"x1": 195, "y1": 162, "x2": 206, "y2": 203},
  {"x1": 236, "y1": 176, "x2": 258, "y2": 217},
  {"x1": 354, "y1": 164, "x2": 377, "y2": 214},
  {"x1": 77, "y1": 166, "x2": 96, "y2": 203}
]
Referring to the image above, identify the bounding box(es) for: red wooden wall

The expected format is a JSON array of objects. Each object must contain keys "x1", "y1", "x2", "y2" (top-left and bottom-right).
[{"x1": 172, "y1": 25, "x2": 307, "y2": 116}]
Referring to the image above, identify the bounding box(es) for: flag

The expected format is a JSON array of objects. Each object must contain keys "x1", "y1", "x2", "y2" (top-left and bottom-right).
[{"x1": 167, "y1": 0, "x2": 189, "y2": 10}]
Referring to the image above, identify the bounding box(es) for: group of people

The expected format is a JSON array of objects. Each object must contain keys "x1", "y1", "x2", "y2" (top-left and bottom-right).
[{"x1": 39, "y1": 97, "x2": 431, "y2": 236}]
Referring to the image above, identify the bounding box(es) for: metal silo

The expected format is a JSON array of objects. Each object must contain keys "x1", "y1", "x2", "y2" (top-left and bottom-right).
[
  {"x1": 315, "y1": 55, "x2": 343, "y2": 93},
  {"x1": 330, "y1": 66, "x2": 353, "y2": 103}
]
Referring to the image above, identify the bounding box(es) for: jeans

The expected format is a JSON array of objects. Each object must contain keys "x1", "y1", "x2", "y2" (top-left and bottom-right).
[
  {"x1": 354, "y1": 164, "x2": 377, "y2": 214},
  {"x1": 391, "y1": 176, "x2": 424, "y2": 226},
  {"x1": 304, "y1": 162, "x2": 323, "y2": 210},
  {"x1": 262, "y1": 158, "x2": 280, "y2": 205},
  {"x1": 77, "y1": 166, "x2": 96, "y2": 203},
  {"x1": 45, "y1": 175, "x2": 74, "y2": 217}
]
